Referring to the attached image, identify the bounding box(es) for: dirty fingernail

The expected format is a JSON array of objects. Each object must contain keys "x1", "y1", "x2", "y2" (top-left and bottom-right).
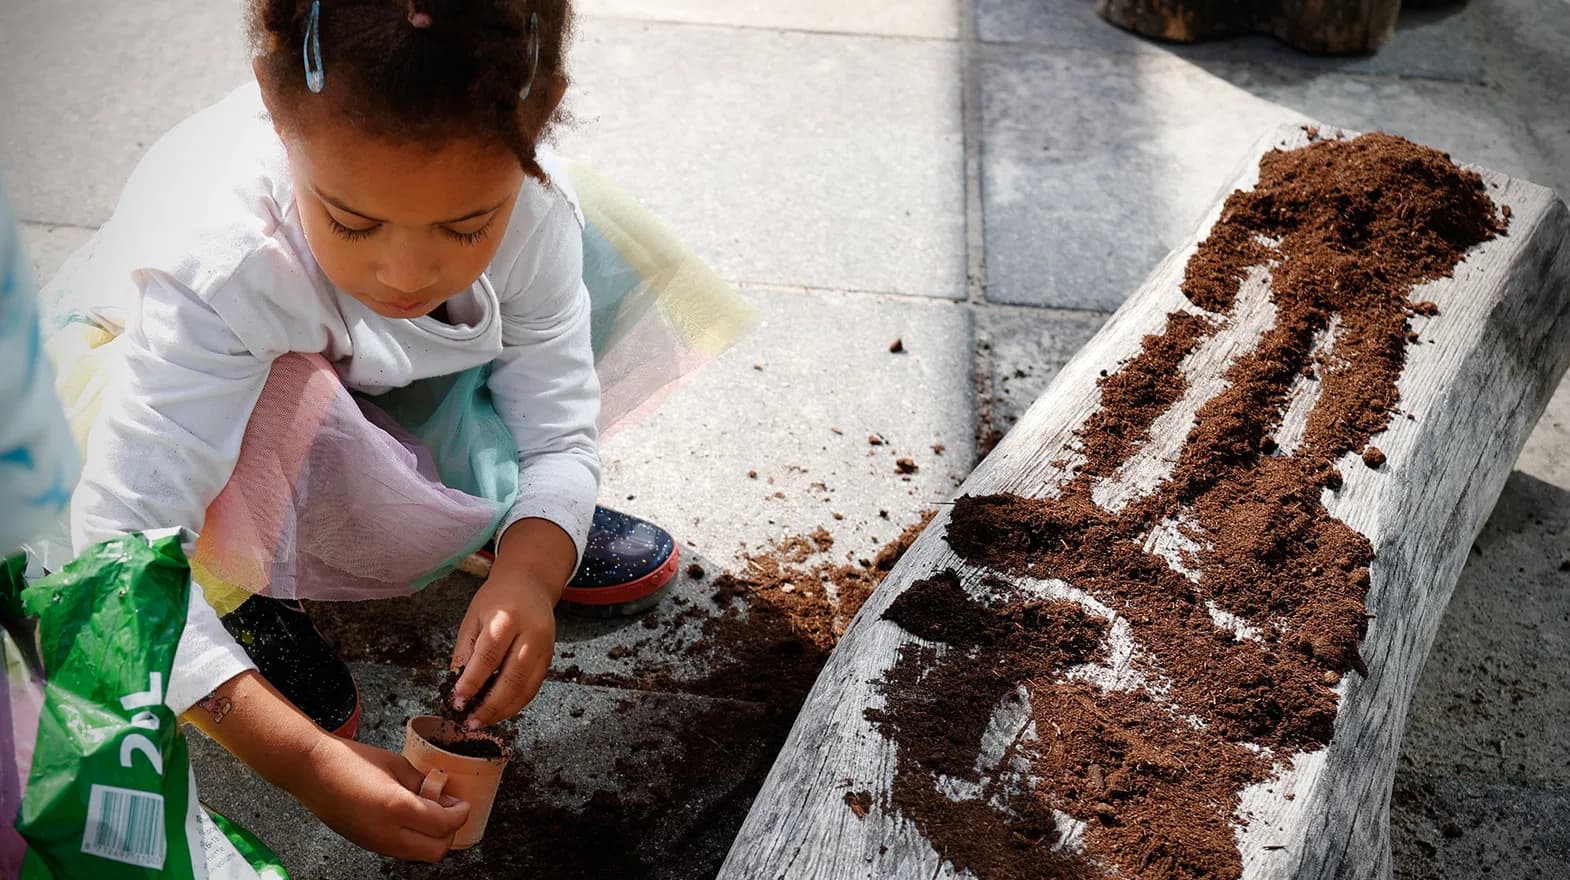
[
  {"x1": 451, "y1": 696, "x2": 466, "y2": 710},
  {"x1": 466, "y1": 718, "x2": 481, "y2": 731}
]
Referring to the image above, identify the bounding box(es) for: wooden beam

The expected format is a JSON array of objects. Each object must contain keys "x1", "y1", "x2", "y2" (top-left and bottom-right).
[{"x1": 718, "y1": 125, "x2": 1570, "y2": 879}]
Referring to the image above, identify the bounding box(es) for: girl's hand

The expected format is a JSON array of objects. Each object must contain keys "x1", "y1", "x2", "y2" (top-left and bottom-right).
[
  {"x1": 448, "y1": 518, "x2": 577, "y2": 727},
  {"x1": 185, "y1": 670, "x2": 468, "y2": 862},
  {"x1": 291, "y1": 735, "x2": 470, "y2": 862}
]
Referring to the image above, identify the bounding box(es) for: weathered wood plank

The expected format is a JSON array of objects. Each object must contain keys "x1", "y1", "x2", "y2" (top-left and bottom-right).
[{"x1": 717, "y1": 125, "x2": 1570, "y2": 880}]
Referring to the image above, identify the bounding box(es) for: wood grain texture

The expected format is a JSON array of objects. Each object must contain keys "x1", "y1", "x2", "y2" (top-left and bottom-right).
[{"x1": 717, "y1": 125, "x2": 1570, "y2": 880}]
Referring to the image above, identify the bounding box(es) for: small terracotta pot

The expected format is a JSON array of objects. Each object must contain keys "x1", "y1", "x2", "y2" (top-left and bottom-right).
[{"x1": 402, "y1": 715, "x2": 510, "y2": 849}]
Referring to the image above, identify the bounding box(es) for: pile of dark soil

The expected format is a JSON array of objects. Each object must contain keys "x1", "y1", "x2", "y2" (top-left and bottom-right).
[{"x1": 870, "y1": 132, "x2": 1507, "y2": 879}]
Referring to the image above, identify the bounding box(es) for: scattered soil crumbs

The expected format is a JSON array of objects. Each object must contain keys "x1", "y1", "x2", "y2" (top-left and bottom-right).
[
  {"x1": 871, "y1": 132, "x2": 1506, "y2": 879},
  {"x1": 845, "y1": 789, "x2": 874, "y2": 818},
  {"x1": 557, "y1": 515, "x2": 931, "y2": 708}
]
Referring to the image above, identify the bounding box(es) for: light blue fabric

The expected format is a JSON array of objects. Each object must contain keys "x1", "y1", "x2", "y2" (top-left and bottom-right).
[
  {"x1": 364, "y1": 364, "x2": 519, "y2": 586},
  {"x1": 581, "y1": 218, "x2": 647, "y2": 355},
  {"x1": 0, "y1": 182, "x2": 78, "y2": 555}
]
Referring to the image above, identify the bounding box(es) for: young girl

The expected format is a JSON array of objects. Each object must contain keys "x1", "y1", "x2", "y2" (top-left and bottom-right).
[{"x1": 39, "y1": 0, "x2": 749, "y2": 862}]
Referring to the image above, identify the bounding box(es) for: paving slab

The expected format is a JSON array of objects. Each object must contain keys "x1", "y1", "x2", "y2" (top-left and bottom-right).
[
  {"x1": 979, "y1": 46, "x2": 1527, "y2": 310},
  {"x1": 1395, "y1": 376, "x2": 1570, "y2": 793},
  {"x1": 1518, "y1": 368, "x2": 1570, "y2": 489},
  {"x1": 1465, "y1": 0, "x2": 1570, "y2": 124},
  {"x1": 597, "y1": 285, "x2": 975, "y2": 560},
  {"x1": 975, "y1": 0, "x2": 1487, "y2": 83},
  {"x1": 557, "y1": 18, "x2": 965, "y2": 298},
  {"x1": 0, "y1": 0, "x2": 253, "y2": 228},
  {"x1": 190, "y1": 666, "x2": 775, "y2": 879},
  {"x1": 578, "y1": 0, "x2": 959, "y2": 40},
  {"x1": 973, "y1": 304, "x2": 1107, "y2": 453},
  {"x1": 18, "y1": 222, "x2": 94, "y2": 284},
  {"x1": 1389, "y1": 772, "x2": 1570, "y2": 879},
  {"x1": 1398, "y1": 468, "x2": 1570, "y2": 790},
  {"x1": 1525, "y1": 119, "x2": 1570, "y2": 205}
]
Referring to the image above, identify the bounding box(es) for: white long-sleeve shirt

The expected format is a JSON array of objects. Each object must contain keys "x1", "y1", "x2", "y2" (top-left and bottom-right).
[{"x1": 49, "y1": 82, "x2": 601, "y2": 712}]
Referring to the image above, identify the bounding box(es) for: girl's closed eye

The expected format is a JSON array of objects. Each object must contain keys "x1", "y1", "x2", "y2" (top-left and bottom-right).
[
  {"x1": 327, "y1": 213, "x2": 381, "y2": 242},
  {"x1": 443, "y1": 221, "x2": 493, "y2": 246}
]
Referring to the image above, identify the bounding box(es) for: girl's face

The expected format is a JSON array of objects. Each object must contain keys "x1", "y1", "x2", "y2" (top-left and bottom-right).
[{"x1": 283, "y1": 119, "x2": 527, "y2": 319}]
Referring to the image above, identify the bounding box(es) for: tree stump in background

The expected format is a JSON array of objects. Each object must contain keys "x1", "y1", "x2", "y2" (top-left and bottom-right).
[{"x1": 1096, "y1": 0, "x2": 1403, "y2": 54}]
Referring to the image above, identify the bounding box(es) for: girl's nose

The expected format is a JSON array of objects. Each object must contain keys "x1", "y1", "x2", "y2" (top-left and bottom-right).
[{"x1": 376, "y1": 242, "x2": 440, "y2": 295}]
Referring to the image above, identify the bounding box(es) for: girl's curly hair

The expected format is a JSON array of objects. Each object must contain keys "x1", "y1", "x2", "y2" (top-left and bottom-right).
[{"x1": 249, "y1": 0, "x2": 574, "y2": 180}]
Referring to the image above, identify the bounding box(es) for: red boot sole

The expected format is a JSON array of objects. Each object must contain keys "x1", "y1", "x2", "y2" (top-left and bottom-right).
[{"x1": 560, "y1": 545, "x2": 681, "y2": 607}]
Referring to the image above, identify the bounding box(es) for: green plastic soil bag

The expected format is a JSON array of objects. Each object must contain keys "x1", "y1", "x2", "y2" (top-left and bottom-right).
[{"x1": 7, "y1": 531, "x2": 288, "y2": 879}]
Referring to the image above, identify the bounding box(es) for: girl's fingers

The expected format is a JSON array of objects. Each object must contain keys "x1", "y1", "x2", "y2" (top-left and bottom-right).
[
  {"x1": 393, "y1": 816, "x2": 468, "y2": 863},
  {"x1": 452, "y1": 621, "x2": 509, "y2": 705},
  {"x1": 449, "y1": 614, "x2": 481, "y2": 674},
  {"x1": 392, "y1": 782, "x2": 470, "y2": 837},
  {"x1": 469, "y1": 641, "x2": 547, "y2": 727},
  {"x1": 417, "y1": 768, "x2": 448, "y2": 802}
]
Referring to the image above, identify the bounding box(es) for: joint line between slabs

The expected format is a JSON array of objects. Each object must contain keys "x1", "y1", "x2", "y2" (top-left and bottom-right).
[{"x1": 959, "y1": 0, "x2": 986, "y2": 306}]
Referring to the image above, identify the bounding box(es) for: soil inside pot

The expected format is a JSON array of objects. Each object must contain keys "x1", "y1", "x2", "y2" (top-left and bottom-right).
[{"x1": 431, "y1": 735, "x2": 508, "y2": 761}]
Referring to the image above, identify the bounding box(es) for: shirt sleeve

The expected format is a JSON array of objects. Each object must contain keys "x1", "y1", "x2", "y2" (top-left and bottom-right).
[
  {"x1": 487, "y1": 197, "x2": 603, "y2": 564},
  {"x1": 72, "y1": 270, "x2": 273, "y2": 704}
]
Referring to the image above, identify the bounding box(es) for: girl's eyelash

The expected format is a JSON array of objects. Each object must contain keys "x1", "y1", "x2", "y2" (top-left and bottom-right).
[
  {"x1": 444, "y1": 222, "x2": 493, "y2": 246},
  {"x1": 327, "y1": 215, "x2": 379, "y2": 242},
  {"x1": 323, "y1": 213, "x2": 490, "y2": 246}
]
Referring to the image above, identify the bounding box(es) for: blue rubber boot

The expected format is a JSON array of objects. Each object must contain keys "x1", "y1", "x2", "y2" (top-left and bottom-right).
[{"x1": 559, "y1": 507, "x2": 680, "y2": 616}]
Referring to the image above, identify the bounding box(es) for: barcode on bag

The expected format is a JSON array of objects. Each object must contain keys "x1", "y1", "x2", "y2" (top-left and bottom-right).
[{"x1": 80, "y1": 784, "x2": 167, "y2": 869}]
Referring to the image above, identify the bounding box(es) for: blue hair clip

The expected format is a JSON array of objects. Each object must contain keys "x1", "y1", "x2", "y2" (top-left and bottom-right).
[
  {"x1": 518, "y1": 12, "x2": 540, "y2": 102},
  {"x1": 303, "y1": 0, "x2": 325, "y2": 94}
]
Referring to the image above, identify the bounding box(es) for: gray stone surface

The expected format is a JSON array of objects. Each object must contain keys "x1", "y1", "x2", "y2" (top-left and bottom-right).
[
  {"x1": 557, "y1": 18, "x2": 966, "y2": 298},
  {"x1": 1389, "y1": 350, "x2": 1570, "y2": 879},
  {"x1": 0, "y1": 0, "x2": 253, "y2": 227},
  {"x1": 1390, "y1": 772, "x2": 1570, "y2": 880},
  {"x1": 1465, "y1": 0, "x2": 1570, "y2": 123},
  {"x1": 975, "y1": 0, "x2": 1487, "y2": 83},
  {"x1": 1397, "y1": 468, "x2": 1570, "y2": 791},
  {"x1": 579, "y1": 0, "x2": 960, "y2": 39},
  {"x1": 18, "y1": 222, "x2": 94, "y2": 283},
  {"x1": 1526, "y1": 119, "x2": 1570, "y2": 205},
  {"x1": 599, "y1": 285, "x2": 975, "y2": 561},
  {"x1": 974, "y1": 304, "x2": 1106, "y2": 454},
  {"x1": 979, "y1": 45, "x2": 1526, "y2": 310}
]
